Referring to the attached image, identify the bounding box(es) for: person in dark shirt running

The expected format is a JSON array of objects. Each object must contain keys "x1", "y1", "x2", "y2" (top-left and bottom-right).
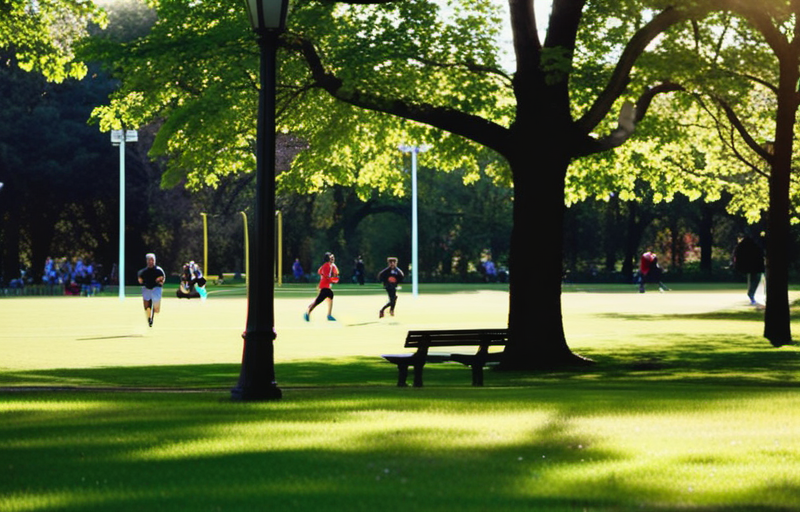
[
  {"x1": 377, "y1": 257, "x2": 404, "y2": 318},
  {"x1": 137, "y1": 253, "x2": 166, "y2": 327}
]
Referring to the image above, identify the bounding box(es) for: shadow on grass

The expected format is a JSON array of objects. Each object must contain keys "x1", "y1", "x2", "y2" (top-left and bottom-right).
[
  {"x1": 599, "y1": 310, "x2": 767, "y2": 322},
  {"x1": 0, "y1": 390, "x2": 646, "y2": 512},
  {"x1": 3, "y1": 385, "x2": 800, "y2": 511},
  {"x1": 567, "y1": 334, "x2": 800, "y2": 386},
  {"x1": 2, "y1": 331, "x2": 799, "y2": 390},
  {"x1": 599, "y1": 299, "x2": 800, "y2": 323}
]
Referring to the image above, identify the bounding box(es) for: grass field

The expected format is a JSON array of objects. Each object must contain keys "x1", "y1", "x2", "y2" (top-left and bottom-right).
[{"x1": 3, "y1": 283, "x2": 800, "y2": 511}]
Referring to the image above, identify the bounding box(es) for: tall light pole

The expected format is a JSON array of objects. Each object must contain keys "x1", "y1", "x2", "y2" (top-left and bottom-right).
[
  {"x1": 200, "y1": 212, "x2": 208, "y2": 279},
  {"x1": 398, "y1": 144, "x2": 429, "y2": 297},
  {"x1": 231, "y1": 0, "x2": 288, "y2": 401},
  {"x1": 111, "y1": 129, "x2": 137, "y2": 301},
  {"x1": 241, "y1": 211, "x2": 249, "y2": 293}
]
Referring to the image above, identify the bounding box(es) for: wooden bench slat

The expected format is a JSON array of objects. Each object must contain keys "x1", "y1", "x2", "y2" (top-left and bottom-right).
[{"x1": 383, "y1": 328, "x2": 508, "y2": 387}]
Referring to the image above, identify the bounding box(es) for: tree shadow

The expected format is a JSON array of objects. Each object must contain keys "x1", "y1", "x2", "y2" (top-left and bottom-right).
[
  {"x1": 3, "y1": 387, "x2": 800, "y2": 511},
  {"x1": 3, "y1": 332, "x2": 800, "y2": 390}
]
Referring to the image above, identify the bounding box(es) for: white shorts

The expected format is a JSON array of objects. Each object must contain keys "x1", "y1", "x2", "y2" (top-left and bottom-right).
[{"x1": 142, "y1": 287, "x2": 163, "y2": 303}]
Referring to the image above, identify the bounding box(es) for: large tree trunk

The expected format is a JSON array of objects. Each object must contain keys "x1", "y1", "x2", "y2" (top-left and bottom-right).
[
  {"x1": 1, "y1": 184, "x2": 21, "y2": 284},
  {"x1": 764, "y1": 160, "x2": 792, "y2": 346},
  {"x1": 763, "y1": 60, "x2": 797, "y2": 346},
  {"x1": 500, "y1": 149, "x2": 592, "y2": 370}
]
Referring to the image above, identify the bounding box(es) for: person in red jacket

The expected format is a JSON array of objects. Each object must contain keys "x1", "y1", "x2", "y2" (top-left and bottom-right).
[
  {"x1": 305, "y1": 252, "x2": 339, "y2": 321},
  {"x1": 638, "y1": 251, "x2": 668, "y2": 293}
]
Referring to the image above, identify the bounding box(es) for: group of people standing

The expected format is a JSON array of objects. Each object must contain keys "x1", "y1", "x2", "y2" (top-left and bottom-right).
[
  {"x1": 42, "y1": 256, "x2": 104, "y2": 296},
  {"x1": 304, "y1": 252, "x2": 405, "y2": 322}
]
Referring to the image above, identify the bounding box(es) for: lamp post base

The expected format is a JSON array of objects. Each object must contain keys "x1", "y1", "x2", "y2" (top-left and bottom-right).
[
  {"x1": 230, "y1": 384, "x2": 282, "y2": 401},
  {"x1": 230, "y1": 330, "x2": 282, "y2": 401}
]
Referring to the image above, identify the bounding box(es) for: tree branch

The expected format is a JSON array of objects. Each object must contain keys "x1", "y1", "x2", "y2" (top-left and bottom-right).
[
  {"x1": 287, "y1": 35, "x2": 512, "y2": 154},
  {"x1": 711, "y1": 92, "x2": 775, "y2": 164},
  {"x1": 576, "y1": 6, "x2": 694, "y2": 133},
  {"x1": 410, "y1": 56, "x2": 513, "y2": 86},
  {"x1": 576, "y1": 82, "x2": 683, "y2": 156},
  {"x1": 508, "y1": 0, "x2": 542, "y2": 72}
]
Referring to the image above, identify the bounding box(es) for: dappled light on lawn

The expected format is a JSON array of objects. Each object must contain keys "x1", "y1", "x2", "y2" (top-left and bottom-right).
[{"x1": 3, "y1": 388, "x2": 800, "y2": 511}]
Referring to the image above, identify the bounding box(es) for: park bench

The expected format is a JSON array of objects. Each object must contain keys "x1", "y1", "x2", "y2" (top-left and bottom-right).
[{"x1": 382, "y1": 328, "x2": 509, "y2": 387}]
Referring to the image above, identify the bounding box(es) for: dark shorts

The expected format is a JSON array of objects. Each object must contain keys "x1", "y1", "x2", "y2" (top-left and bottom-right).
[{"x1": 312, "y1": 287, "x2": 334, "y2": 306}]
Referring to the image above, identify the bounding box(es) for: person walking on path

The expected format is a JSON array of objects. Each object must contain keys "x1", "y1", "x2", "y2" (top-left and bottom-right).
[
  {"x1": 378, "y1": 257, "x2": 404, "y2": 318},
  {"x1": 137, "y1": 253, "x2": 166, "y2": 327},
  {"x1": 305, "y1": 252, "x2": 339, "y2": 321},
  {"x1": 733, "y1": 235, "x2": 765, "y2": 305}
]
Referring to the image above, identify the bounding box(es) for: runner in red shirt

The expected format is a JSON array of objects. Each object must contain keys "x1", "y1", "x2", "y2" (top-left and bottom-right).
[{"x1": 305, "y1": 252, "x2": 339, "y2": 321}]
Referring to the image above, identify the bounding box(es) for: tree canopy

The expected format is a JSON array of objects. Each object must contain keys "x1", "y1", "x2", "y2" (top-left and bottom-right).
[
  {"x1": 84, "y1": 0, "x2": 511, "y2": 196},
  {"x1": 0, "y1": 0, "x2": 104, "y2": 81}
]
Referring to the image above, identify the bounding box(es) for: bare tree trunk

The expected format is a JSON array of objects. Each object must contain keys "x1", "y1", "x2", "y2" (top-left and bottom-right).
[
  {"x1": 500, "y1": 148, "x2": 591, "y2": 369},
  {"x1": 763, "y1": 58, "x2": 797, "y2": 347}
]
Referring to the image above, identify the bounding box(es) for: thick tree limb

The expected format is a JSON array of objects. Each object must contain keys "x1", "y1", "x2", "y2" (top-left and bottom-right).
[
  {"x1": 713, "y1": 92, "x2": 775, "y2": 164},
  {"x1": 288, "y1": 36, "x2": 512, "y2": 154},
  {"x1": 574, "y1": 0, "x2": 793, "y2": 149},
  {"x1": 732, "y1": 71, "x2": 779, "y2": 96},
  {"x1": 575, "y1": 82, "x2": 683, "y2": 156},
  {"x1": 576, "y1": 6, "x2": 696, "y2": 134},
  {"x1": 688, "y1": 93, "x2": 768, "y2": 177},
  {"x1": 508, "y1": 0, "x2": 543, "y2": 72},
  {"x1": 543, "y1": 0, "x2": 585, "y2": 50}
]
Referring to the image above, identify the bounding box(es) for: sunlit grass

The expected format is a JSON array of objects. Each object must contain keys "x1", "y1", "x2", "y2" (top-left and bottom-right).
[
  {"x1": 3, "y1": 387, "x2": 800, "y2": 511},
  {"x1": 3, "y1": 285, "x2": 800, "y2": 510}
]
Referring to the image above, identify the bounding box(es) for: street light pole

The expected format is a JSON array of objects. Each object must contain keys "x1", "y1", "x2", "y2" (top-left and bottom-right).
[
  {"x1": 232, "y1": 0, "x2": 288, "y2": 401},
  {"x1": 111, "y1": 129, "x2": 137, "y2": 301},
  {"x1": 200, "y1": 212, "x2": 208, "y2": 280},
  {"x1": 398, "y1": 144, "x2": 429, "y2": 298}
]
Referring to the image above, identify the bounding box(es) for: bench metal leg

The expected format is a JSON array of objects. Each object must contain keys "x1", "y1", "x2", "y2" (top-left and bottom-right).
[
  {"x1": 396, "y1": 364, "x2": 409, "y2": 387},
  {"x1": 471, "y1": 365, "x2": 483, "y2": 386},
  {"x1": 412, "y1": 364, "x2": 424, "y2": 387}
]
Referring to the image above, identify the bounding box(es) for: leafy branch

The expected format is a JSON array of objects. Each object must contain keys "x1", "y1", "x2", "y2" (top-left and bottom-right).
[{"x1": 285, "y1": 34, "x2": 512, "y2": 154}]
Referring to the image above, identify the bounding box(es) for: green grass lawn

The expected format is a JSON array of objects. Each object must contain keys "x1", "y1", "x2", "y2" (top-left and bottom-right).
[{"x1": 2, "y1": 283, "x2": 800, "y2": 511}]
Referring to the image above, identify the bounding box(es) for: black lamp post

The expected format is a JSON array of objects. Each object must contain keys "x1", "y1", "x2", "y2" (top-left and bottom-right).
[{"x1": 231, "y1": 0, "x2": 289, "y2": 401}]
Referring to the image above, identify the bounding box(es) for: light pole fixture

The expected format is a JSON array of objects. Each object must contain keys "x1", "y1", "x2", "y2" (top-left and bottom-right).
[
  {"x1": 111, "y1": 129, "x2": 137, "y2": 301},
  {"x1": 398, "y1": 144, "x2": 430, "y2": 298},
  {"x1": 231, "y1": 0, "x2": 289, "y2": 401}
]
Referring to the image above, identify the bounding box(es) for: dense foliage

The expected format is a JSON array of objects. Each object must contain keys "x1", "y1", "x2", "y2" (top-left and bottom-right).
[{"x1": 0, "y1": 0, "x2": 103, "y2": 81}]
